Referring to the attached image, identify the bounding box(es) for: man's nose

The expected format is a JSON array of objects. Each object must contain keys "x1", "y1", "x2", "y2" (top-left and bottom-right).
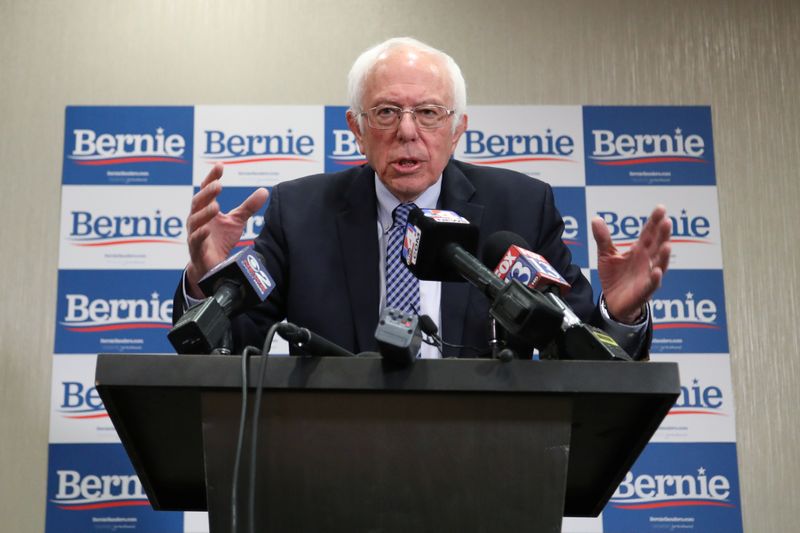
[{"x1": 395, "y1": 110, "x2": 419, "y2": 141}]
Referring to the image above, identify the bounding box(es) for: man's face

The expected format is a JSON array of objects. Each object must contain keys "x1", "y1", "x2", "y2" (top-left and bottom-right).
[{"x1": 347, "y1": 48, "x2": 467, "y2": 202}]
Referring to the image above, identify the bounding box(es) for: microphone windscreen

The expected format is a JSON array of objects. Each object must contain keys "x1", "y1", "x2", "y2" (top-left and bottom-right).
[
  {"x1": 480, "y1": 231, "x2": 532, "y2": 269},
  {"x1": 418, "y1": 314, "x2": 439, "y2": 336},
  {"x1": 403, "y1": 208, "x2": 479, "y2": 281}
]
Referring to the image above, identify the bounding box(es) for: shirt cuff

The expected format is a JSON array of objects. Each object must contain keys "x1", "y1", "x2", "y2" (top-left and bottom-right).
[
  {"x1": 182, "y1": 268, "x2": 204, "y2": 310},
  {"x1": 598, "y1": 293, "x2": 649, "y2": 332}
]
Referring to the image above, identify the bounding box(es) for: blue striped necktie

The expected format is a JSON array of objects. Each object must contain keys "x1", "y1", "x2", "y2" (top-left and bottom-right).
[{"x1": 385, "y1": 203, "x2": 420, "y2": 315}]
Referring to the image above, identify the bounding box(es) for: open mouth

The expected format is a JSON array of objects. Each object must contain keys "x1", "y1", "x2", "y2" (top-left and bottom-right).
[{"x1": 392, "y1": 158, "x2": 424, "y2": 173}]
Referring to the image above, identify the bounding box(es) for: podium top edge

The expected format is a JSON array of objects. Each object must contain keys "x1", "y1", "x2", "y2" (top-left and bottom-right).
[{"x1": 96, "y1": 354, "x2": 680, "y2": 397}]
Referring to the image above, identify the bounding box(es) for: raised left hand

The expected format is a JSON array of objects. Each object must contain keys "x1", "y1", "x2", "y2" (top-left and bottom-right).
[{"x1": 592, "y1": 205, "x2": 672, "y2": 324}]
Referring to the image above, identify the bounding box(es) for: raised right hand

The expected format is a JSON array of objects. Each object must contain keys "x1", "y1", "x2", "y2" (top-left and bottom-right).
[{"x1": 185, "y1": 163, "x2": 269, "y2": 298}]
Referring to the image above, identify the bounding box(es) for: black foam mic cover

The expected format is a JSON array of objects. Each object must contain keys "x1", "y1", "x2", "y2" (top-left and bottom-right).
[
  {"x1": 403, "y1": 207, "x2": 479, "y2": 281},
  {"x1": 480, "y1": 231, "x2": 532, "y2": 271}
]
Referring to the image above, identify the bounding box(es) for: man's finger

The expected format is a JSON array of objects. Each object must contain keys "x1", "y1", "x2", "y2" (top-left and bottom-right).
[
  {"x1": 657, "y1": 215, "x2": 672, "y2": 244},
  {"x1": 187, "y1": 224, "x2": 211, "y2": 253},
  {"x1": 199, "y1": 162, "x2": 225, "y2": 189},
  {"x1": 190, "y1": 180, "x2": 221, "y2": 215},
  {"x1": 639, "y1": 205, "x2": 668, "y2": 246},
  {"x1": 638, "y1": 206, "x2": 670, "y2": 257},
  {"x1": 654, "y1": 242, "x2": 672, "y2": 275},
  {"x1": 643, "y1": 214, "x2": 672, "y2": 258},
  {"x1": 230, "y1": 187, "x2": 269, "y2": 223},
  {"x1": 591, "y1": 216, "x2": 616, "y2": 256},
  {"x1": 187, "y1": 201, "x2": 220, "y2": 234},
  {"x1": 641, "y1": 266, "x2": 664, "y2": 303}
]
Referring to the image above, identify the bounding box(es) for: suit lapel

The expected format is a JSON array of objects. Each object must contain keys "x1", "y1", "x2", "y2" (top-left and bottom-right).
[
  {"x1": 336, "y1": 166, "x2": 381, "y2": 352},
  {"x1": 439, "y1": 162, "x2": 483, "y2": 357}
]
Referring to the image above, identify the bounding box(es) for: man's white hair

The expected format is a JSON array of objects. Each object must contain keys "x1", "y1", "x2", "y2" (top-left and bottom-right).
[{"x1": 347, "y1": 37, "x2": 467, "y2": 133}]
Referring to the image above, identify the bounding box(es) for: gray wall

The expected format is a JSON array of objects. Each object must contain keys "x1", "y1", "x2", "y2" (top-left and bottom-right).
[{"x1": 2, "y1": 0, "x2": 798, "y2": 530}]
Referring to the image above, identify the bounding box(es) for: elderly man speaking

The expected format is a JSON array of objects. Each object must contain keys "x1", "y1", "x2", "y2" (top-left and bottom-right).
[{"x1": 174, "y1": 37, "x2": 671, "y2": 360}]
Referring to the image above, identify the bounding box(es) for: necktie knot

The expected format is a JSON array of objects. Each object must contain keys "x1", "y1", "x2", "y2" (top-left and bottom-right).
[{"x1": 392, "y1": 203, "x2": 416, "y2": 229}]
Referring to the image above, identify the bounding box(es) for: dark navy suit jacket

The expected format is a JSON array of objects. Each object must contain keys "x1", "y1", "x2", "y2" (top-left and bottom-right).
[{"x1": 174, "y1": 160, "x2": 650, "y2": 359}]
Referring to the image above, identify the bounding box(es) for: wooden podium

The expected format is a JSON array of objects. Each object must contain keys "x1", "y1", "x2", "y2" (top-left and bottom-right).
[{"x1": 96, "y1": 354, "x2": 679, "y2": 532}]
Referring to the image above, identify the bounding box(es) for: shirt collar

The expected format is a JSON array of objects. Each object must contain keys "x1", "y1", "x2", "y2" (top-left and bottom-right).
[{"x1": 375, "y1": 173, "x2": 442, "y2": 233}]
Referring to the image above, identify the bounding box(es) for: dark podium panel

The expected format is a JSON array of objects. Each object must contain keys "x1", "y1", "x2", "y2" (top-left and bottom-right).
[{"x1": 96, "y1": 355, "x2": 679, "y2": 532}]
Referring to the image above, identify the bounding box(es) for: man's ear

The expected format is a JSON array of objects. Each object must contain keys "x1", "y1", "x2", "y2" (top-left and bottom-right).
[
  {"x1": 450, "y1": 113, "x2": 468, "y2": 154},
  {"x1": 346, "y1": 110, "x2": 366, "y2": 154}
]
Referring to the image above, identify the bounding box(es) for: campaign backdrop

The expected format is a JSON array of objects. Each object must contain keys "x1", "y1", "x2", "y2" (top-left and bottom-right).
[{"x1": 48, "y1": 105, "x2": 741, "y2": 533}]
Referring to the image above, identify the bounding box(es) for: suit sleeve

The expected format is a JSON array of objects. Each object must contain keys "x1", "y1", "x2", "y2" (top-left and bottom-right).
[{"x1": 533, "y1": 184, "x2": 595, "y2": 320}]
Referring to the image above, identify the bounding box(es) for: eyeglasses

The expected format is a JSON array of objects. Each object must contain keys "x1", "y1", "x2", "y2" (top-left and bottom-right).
[{"x1": 360, "y1": 104, "x2": 455, "y2": 130}]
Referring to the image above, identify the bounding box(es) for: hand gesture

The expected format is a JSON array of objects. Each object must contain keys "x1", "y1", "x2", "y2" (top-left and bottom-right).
[
  {"x1": 592, "y1": 205, "x2": 672, "y2": 324},
  {"x1": 185, "y1": 163, "x2": 268, "y2": 297}
]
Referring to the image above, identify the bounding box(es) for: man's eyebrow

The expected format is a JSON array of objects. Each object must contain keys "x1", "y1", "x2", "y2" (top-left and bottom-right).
[
  {"x1": 370, "y1": 100, "x2": 402, "y2": 107},
  {"x1": 370, "y1": 99, "x2": 445, "y2": 107}
]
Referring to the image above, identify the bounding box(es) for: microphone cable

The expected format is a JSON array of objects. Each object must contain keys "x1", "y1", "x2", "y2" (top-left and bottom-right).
[
  {"x1": 230, "y1": 322, "x2": 280, "y2": 533},
  {"x1": 231, "y1": 344, "x2": 261, "y2": 533},
  {"x1": 243, "y1": 322, "x2": 281, "y2": 533},
  {"x1": 417, "y1": 314, "x2": 488, "y2": 357}
]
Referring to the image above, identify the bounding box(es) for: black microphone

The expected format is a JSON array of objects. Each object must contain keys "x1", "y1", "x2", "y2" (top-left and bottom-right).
[
  {"x1": 418, "y1": 314, "x2": 439, "y2": 339},
  {"x1": 169, "y1": 247, "x2": 275, "y2": 355},
  {"x1": 417, "y1": 313, "x2": 444, "y2": 353},
  {"x1": 403, "y1": 208, "x2": 563, "y2": 349},
  {"x1": 483, "y1": 232, "x2": 632, "y2": 362},
  {"x1": 401, "y1": 208, "x2": 480, "y2": 282},
  {"x1": 276, "y1": 322, "x2": 355, "y2": 358}
]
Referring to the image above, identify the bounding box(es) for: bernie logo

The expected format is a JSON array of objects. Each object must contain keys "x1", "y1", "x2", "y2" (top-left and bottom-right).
[
  {"x1": 236, "y1": 214, "x2": 265, "y2": 248},
  {"x1": 461, "y1": 128, "x2": 577, "y2": 165},
  {"x1": 561, "y1": 215, "x2": 581, "y2": 246},
  {"x1": 61, "y1": 292, "x2": 172, "y2": 333},
  {"x1": 58, "y1": 381, "x2": 107, "y2": 420},
  {"x1": 68, "y1": 127, "x2": 187, "y2": 165},
  {"x1": 51, "y1": 470, "x2": 149, "y2": 511},
  {"x1": 651, "y1": 292, "x2": 721, "y2": 332},
  {"x1": 595, "y1": 209, "x2": 713, "y2": 248},
  {"x1": 67, "y1": 210, "x2": 184, "y2": 247},
  {"x1": 589, "y1": 128, "x2": 707, "y2": 166},
  {"x1": 328, "y1": 129, "x2": 367, "y2": 166},
  {"x1": 203, "y1": 128, "x2": 316, "y2": 165},
  {"x1": 669, "y1": 378, "x2": 726, "y2": 417},
  {"x1": 610, "y1": 468, "x2": 735, "y2": 510}
]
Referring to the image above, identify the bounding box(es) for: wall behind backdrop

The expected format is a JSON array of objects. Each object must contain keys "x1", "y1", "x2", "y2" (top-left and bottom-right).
[{"x1": 1, "y1": 1, "x2": 798, "y2": 531}]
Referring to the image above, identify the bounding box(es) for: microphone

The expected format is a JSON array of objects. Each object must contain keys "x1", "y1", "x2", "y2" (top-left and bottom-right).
[
  {"x1": 417, "y1": 313, "x2": 444, "y2": 353},
  {"x1": 374, "y1": 308, "x2": 422, "y2": 366},
  {"x1": 489, "y1": 240, "x2": 571, "y2": 297},
  {"x1": 483, "y1": 232, "x2": 632, "y2": 362},
  {"x1": 168, "y1": 247, "x2": 275, "y2": 355},
  {"x1": 403, "y1": 208, "x2": 563, "y2": 349},
  {"x1": 276, "y1": 322, "x2": 355, "y2": 358},
  {"x1": 418, "y1": 314, "x2": 439, "y2": 339},
  {"x1": 402, "y1": 208, "x2": 480, "y2": 282}
]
